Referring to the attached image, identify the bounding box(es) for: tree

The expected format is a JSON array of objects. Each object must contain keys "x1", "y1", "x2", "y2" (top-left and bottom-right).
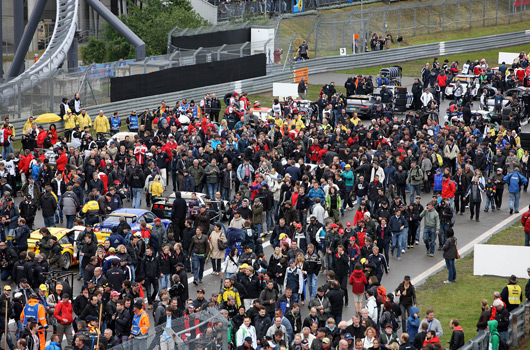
[{"x1": 81, "y1": 0, "x2": 205, "y2": 64}]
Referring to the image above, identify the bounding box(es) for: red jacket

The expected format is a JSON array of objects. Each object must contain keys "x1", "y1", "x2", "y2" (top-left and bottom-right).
[
  {"x1": 349, "y1": 270, "x2": 368, "y2": 294},
  {"x1": 441, "y1": 178, "x2": 456, "y2": 199},
  {"x1": 56, "y1": 152, "x2": 68, "y2": 172},
  {"x1": 54, "y1": 299, "x2": 74, "y2": 325},
  {"x1": 522, "y1": 211, "x2": 530, "y2": 233},
  {"x1": 423, "y1": 336, "x2": 440, "y2": 347},
  {"x1": 437, "y1": 74, "x2": 448, "y2": 87}
]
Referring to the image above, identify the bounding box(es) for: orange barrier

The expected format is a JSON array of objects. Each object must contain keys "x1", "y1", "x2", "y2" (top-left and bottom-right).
[{"x1": 294, "y1": 67, "x2": 309, "y2": 83}]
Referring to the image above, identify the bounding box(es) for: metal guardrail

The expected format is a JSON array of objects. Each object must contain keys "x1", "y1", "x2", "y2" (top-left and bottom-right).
[
  {"x1": 459, "y1": 302, "x2": 530, "y2": 350},
  {"x1": 6, "y1": 29, "x2": 530, "y2": 135}
]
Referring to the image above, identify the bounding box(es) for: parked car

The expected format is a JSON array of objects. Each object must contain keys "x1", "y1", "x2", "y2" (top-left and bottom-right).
[
  {"x1": 445, "y1": 75, "x2": 480, "y2": 99},
  {"x1": 152, "y1": 192, "x2": 229, "y2": 223},
  {"x1": 94, "y1": 208, "x2": 173, "y2": 235},
  {"x1": 345, "y1": 95, "x2": 380, "y2": 118},
  {"x1": 27, "y1": 226, "x2": 109, "y2": 270}
]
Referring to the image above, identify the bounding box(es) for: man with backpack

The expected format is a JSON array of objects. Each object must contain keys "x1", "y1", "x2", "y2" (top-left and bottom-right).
[{"x1": 503, "y1": 167, "x2": 528, "y2": 214}]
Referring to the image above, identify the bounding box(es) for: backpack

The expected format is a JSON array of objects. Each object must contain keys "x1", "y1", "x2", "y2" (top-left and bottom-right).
[
  {"x1": 124, "y1": 232, "x2": 133, "y2": 245},
  {"x1": 376, "y1": 285, "x2": 387, "y2": 304}
]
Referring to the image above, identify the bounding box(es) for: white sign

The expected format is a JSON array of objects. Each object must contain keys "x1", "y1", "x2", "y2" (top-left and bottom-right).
[
  {"x1": 474, "y1": 244, "x2": 530, "y2": 279},
  {"x1": 339, "y1": 48, "x2": 347, "y2": 56},
  {"x1": 273, "y1": 83, "x2": 299, "y2": 99},
  {"x1": 498, "y1": 52, "x2": 519, "y2": 65}
]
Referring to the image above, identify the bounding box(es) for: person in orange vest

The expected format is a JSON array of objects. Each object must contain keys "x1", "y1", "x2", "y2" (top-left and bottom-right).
[
  {"x1": 129, "y1": 300, "x2": 149, "y2": 350},
  {"x1": 20, "y1": 293, "x2": 47, "y2": 350}
]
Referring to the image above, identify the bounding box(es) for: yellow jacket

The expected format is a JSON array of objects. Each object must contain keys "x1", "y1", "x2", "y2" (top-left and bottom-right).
[
  {"x1": 149, "y1": 182, "x2": 164, "y2": 197},
  {"x1": 63, "y1": 113, "x2": 77, "y2": 130},
  {"x1": 94, "y1": 115, "x2": 110, "y2": 133},
  {"x1": 82, "y1": 200, "x2": 99, "y2": 215},
  {"x1": 76, "y1": 113, "x2": 92, "y2": 129},
  {"x1": 295, "y1": 116, "x2": 305, "y2": 130},
  {"x1": 23, "y1": 120, "x2": 34, "y2": 135},
  {"x1": 217, "y1": 285, "x2": 242, "y2": 308}
]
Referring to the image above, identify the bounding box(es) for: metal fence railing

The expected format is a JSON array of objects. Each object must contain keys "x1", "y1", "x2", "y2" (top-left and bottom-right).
[
  {"x1": 459, "y1": 302, "x2": 530, "y2": 350},
  {"x1": 3, "y1": 29, "x2": 530, "y2": 127},
  {"x1": 110, "y1": 308, "x2": 228, "y2": 350}
]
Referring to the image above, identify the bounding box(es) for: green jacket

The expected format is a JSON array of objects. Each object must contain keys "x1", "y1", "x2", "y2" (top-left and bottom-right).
[
  {"x1": 420, "y1": 208, "x2": 440, "y2": 230},
  {"x1": 407, "y1": 167, "x2": 424, "y2": 186},
  {"x1": 488, "y1": 320, "x2": 500, "y2": 350},
  {"x1": 326, "y1": 194, "x2": 342, "y2": 210},
  {"x1": 204, "y1": 164, "x2": 220, "y2": 184},
  {"x1": 188, "y1": 165, "x2": 205, "y2": 185}
]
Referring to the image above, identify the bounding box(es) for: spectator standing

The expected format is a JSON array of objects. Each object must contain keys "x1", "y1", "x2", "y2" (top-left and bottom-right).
[
  {"x1": 442, "y1": 228, "x2": 457, "y2": 284},
  {"x1": 504, "y1": 167, "x2": 528, "y2": 214}
]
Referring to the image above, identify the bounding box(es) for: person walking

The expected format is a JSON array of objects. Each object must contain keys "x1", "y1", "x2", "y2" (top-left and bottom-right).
[
  {"x1": 208, "y1": 223, "x2": 227, "y2": 276},
  {"x1": 465, "y1": 176, "x2": 484, "y2": 222},
  {"x1": 420, "y1": 202, "x2": 440, "y2": 257},
  {"x1": 395, "y1": 275, "x2": 416, "y2": 331},
  {"x1": 188, "y1": 227, "x2": 209, "y2": 285},
  {"x1": 504, "y1": 167, "x2": 528, "y2": 214},
  {"x1": 442, "y1": 228, "x2": 457, "y2": 284},
  {"x1": 407, "y1": 162, "x2": 423, "y2": 204}
]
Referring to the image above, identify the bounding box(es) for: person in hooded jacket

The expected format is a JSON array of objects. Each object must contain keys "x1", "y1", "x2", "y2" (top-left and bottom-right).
[
  {"x1": 407, "y1": 306, "x2": 420, "y2": 340},
  {"x1": 488, "y1": 320, "x2": 501, "y2": 350},
  {"x1": 448, "y1": 319, "x2": 465, "y2": 350}
]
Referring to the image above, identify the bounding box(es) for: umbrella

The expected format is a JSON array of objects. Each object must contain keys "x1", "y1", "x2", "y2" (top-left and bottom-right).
[{"x1": 35, "y1": 113, "x2": 61, "y2": 123}]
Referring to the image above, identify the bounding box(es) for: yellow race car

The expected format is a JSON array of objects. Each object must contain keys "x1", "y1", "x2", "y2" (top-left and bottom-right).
[{"x1": 27, "y1": 226, "x2": 109, "y2": 270}]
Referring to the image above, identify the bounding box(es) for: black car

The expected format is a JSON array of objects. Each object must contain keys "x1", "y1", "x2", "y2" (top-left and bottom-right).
[{"x1": 345, "y1": 95, "x2": 379, "y2": 118}]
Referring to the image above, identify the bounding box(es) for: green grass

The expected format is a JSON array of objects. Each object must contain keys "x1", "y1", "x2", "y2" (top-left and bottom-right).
[
  {"x1": 414, "y1": 221, "x2": 527, "y2": 346},
  {"x1": 276, "y1": 0, "x2": 530, "y2": 59},
  {"x1": 336, "y1": 43, "x2": 530, "y2": 77}
]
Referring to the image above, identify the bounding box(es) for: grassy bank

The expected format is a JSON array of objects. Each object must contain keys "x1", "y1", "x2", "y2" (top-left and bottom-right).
[
  {"x1": 414, "y1": 220, "x2": 527, "y2": 346},
  {"x1": 337, "y1": 43, "x2": 530, "y2": 77}
]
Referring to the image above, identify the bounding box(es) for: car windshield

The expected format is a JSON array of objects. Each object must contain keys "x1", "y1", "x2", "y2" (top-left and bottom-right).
[{"x1": 104, "y1": 215, "x2": 135, "y2": 224}]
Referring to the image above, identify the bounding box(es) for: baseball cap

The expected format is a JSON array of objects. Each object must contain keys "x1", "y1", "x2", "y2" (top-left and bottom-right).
[
  {"x1": 404, "y1": 275, "x2": 411, "y2": 280},
  {"x1": 339, "y1": 229, "x2": 344, "y2": 234},
  {"x1": 289, "y1": 258, "x2": 295, "y2": 264},
  {"x1": 344, "y1": 333, "x2": 353, "y2": 341},
  {"x1": 364, "y1": 212, "x2": 371, "y2": 217},
  {"x1": 20, "y1": 278, "x2": 28, "y2": 284},
  {"x1": 302, "y1": 339, "x2": 309, "y2": 346},
  {"x1": 322, "y1": 338, "x2": 331, "y2": 344},
  {"x1": 39, "y1": 284, "x2": 48, "y2": 291},
  {"x1": 3, "y1": 286, "x2": 11, "y2": 291},
  {"x1": 155, "y1": 218, "x2": 161, "y2": 222},
  {"x1": 197, "y1": 289, "x2": 205, "y2": 294},
  {"x1": 111, "y1": 291, "x2": 120, "y2": 297},
  {"x1": 55, "y1": 284, "x2": 63, "y2": 290},
  {"x1": 240, "y1": 263, "x2": 249, "y2": 269},
  {"x1": 109, "y1": 247, "x2": 116, "y2": 253},
  {"x1": 346, "y1": 222, "x2": 352, "y2": 226},
  {"x1": 296, "y1": 223, "x2": 302, "y2": 228},
  {"x1": 497, "y1": 168, "x2": 503, "y2": 172},
  {"x1": 244, "y1": 336, "x2": 253, "y2": 343},
  {"x1": 331, "y1": 224, "x2": 339, "y2": 228}
]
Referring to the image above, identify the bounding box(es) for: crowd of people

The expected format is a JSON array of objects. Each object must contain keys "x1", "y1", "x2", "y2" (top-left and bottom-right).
[{"x1": 0, "y1": 53, "x2": 527, "y2": 350}]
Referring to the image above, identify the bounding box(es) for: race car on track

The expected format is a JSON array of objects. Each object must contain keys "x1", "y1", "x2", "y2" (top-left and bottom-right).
[
  {"x1": 94, "y1": 208, "x2": 173, "y2": 236},
  {"x1": 27, "y1": 226, "x2": 110, "y2": 270}
]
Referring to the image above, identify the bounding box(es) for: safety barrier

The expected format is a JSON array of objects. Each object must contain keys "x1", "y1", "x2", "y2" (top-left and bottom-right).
[
  {"x1": 5, "y1": 29, "x2": 530, "y2": 130},
  {"x1": 459, "y1": 302, "x2": 530, "y2": 350}
]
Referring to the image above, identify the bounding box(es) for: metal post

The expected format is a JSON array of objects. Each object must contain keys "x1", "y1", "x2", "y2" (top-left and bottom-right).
[
  {"x1": 361, "y1": 0, "x2": 364, "y2": 52},
  {"x1": 483, "y1": 0, "x2": 486, "y2": 26},
  {"x1": 509, "y1": 0, "x2": 511, "y2": 23},
  {"x1": 427, "y1": 5, "x2": 431, "y2": 34},
  {"x1": 511, "y1": 314, "x2": 518, "y2": 346},
  {"x1": 192, "y1": 47, "x2": 203, "y2": 65},
  {"x1": 86, "y1": 0, "x2": 146, "y2": 60},
  {"x1": 441, "y1": 1, "x2": 445, "y2": 32},
  {"x1": 521, "y1": 0, "x2": 523, "y2": 21},
  {"x1": 495, "y1": 0, "x2": 498, "y2": 24},
  {"x1": 469, "y1": 1, "x2": 473, "y2": 28},
  {"x1": 314, "y1": 21, "x2": 319, "y2": 57},
  {"x1": 8, "y1": 0, "x2": 49, "y2": 78},
  {"x1": 383, "y1": 11, "x2": 386, "y2": 37},
  {"x1": 216, "y1": 44, "x2": 227, "y2": 61},
  {"x1": 239, "y1": 42, "x2": 250, "y2": 57},
  {"x1": 524, "y1": 305, "x2": 530, "y2": 337},
  {"x1": 13, "y1": 0, "x2": 25, "y2": 53},
  {"x1": 397, "y1": 8, "x2": 401, "y2": 48},
  {"x1": 413, "y1": 7, "x2": 416, "y2": 36},
  {"x1": 456, "y1": 0, "x2": 460, "y2": 29}
]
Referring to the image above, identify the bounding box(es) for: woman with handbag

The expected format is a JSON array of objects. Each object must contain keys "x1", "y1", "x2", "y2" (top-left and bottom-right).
[
  {"x1": 209, "y1": 223, "x2": 227, "y2": 276},
  {"x1": 442, "y1": 227, "x2": 458, "y2": 284}
]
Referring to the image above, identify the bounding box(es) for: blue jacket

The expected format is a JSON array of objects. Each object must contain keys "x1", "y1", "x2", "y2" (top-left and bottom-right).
[
  {"x1": 45, "y1": 342, "x2": 61, "y2": 350},
  {"x1": 433, "y1": 173, "x2": 443, "y2": 191},
  {"x1": 504, "y1": 171, "x2": 528, "y2": 193},
  {"x1": 127, "y1": 115, "x2": 138, "y2": 130},
  {"x1": 388, "y1": 215, "x2": 408, "y2": 233},
  {"x1": 407, "y1": 306, "x2": 420, "y2": 340},
  {"x1": 111, "y1": 116, "x2": 121, "y2": 131},
  {"x1": 308, "y1": 187, "x2": 325, "y2": 206},
  {"x1": 181, "y1": 175, "x2": 195, "y2": 192},
  {"x1": 108, "y1": 233, "x2": 124, "y2": 248}
]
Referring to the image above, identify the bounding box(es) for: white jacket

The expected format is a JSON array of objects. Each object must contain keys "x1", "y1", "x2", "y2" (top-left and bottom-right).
[
  {"x1": 421, "y1": 92, "x2": 433, "y2": 107},
  {"x1": 221, "y1": 254, "x2": 239, "y2": 274},
  {"x1": 366, "y1": 295, "x2": 378, "y2": 324}
]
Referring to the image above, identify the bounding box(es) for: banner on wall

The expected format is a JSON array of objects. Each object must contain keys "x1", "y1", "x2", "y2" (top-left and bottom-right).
[{"x1": 293, "y1": 0, "x2": 304, "y2": 13}]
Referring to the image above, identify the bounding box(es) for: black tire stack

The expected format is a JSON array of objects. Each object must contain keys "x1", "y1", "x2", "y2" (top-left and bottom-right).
[{"x1": 394, "y1": 86, "x2": 408, "y2": 112}]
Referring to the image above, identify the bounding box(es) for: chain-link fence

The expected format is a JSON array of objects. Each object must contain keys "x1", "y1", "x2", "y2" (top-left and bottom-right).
[{"x1": 110, "y1": 308, "x2": 228, "y2": 350}]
